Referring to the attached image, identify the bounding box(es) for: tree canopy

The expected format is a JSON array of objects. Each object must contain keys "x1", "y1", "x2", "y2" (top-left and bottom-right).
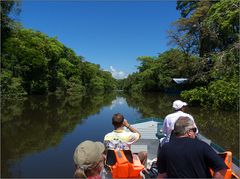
[
  {"x1": 122, "y1": 0, "x2": 239, "y2": 111},
  {"x1": 1, "y1": 0, "x2": 238, "y2": 110},
  {"x1": 1, "y1": 1, "x2": 117, "y2": 96}
]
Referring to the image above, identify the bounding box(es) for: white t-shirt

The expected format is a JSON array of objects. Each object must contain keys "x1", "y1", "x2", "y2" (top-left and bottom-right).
[
  {"x1": 162, "y1": 111, "x2": 198, "y2": 144},
  {"x1": 104, "y1": 129, "x2": 140, "y2": 150}
]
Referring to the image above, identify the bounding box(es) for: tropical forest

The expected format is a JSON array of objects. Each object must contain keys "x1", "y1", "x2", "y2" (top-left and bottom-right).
[
  {"x1": 1, "y1": 0, "x2": 239, "y2": 178},
  {"x1": 2, "y1": 0, "x2": 239, "y2": 111},
  {"x1": 120, "y1": 0, "x2": 239, "y2": 111}
]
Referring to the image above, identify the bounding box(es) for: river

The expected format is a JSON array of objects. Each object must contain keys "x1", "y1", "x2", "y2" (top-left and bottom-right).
[{"x1": 1, "y1": 91, "x2": 239, "y2": 177}]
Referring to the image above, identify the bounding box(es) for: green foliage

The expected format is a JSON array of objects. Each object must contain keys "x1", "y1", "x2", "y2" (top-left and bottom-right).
[
  {"x1": 102, "y1": 71, "x2": 117, "y2": 92},
  {"x1": 172, "y1": 0, "x2": 239, "y2": 57},
  {"x1": 66, "y1": 76, "x2": 86, "y2": 94},
  {"x1": 89, "y1": 76, "x2": 105, "y2": 92},
  {"x1": 57, "y1": 58, "x2": 75, "y2": 78},
  {"x1": 2, "y1": 28, "x2": 117, "y2": 95},
  {"x1": 182, "y1": 43, "x2": 239, "y2": 111},
  {"x1": 176, "y1": 0, "x2": 198, "y2": 18},
  {"x1": 123, "y1": 44, "x2": 238, "y2": 111},
  {"x1": 170, "y1": 1, "x2": 214, "y2": 56},
  {"x1": 205, "y1": 0, "x2": 239, "y2": 50},
  {"x1": 173, "y1": 0, "x2": 239, "y2": 111},
  {"x1": 1, "y1": 1, "x2": 21, "y2": 43},
  {"x1": 122, "y1": 0, "x2": 239, "y2": 111},
  {"x1": 56, "y1": 72, "x2": 67, "y2": 91},
  {"x1": 211, "y1": 43, "x2": 239, "y2": 80},
  {"x1": 181, "y1": 87, "x2": 208, "y2": 106},
  {"x1": 1, "y1": 4, "x2": 116, "y2": 95},
  {"x1": 122, "y1": 49, "x2": 192, "y2": 92},
  {"x1": 1, "y1": 70, "x2": 26, "y2": 96},
  {"x1": 179, "y1": 44, "x2": 239, "y2": 111},
  {"x1": 181, "y1": 79, "x2": 239, "y2": 110},
  {"x1": 29, "y1": 80, "x2": 48, "y2": 94}
]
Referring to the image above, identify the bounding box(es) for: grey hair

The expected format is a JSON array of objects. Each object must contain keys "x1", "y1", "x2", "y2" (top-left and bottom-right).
[
  {"x1": 174, "y1": 116, "x2": 195, "y2": 136},
  {"x1": 74, "y1": 167, "x2": 87, "y2": 178},
  {"x1": 74, "y1": 162, "x2": 101, "y2": 178}
]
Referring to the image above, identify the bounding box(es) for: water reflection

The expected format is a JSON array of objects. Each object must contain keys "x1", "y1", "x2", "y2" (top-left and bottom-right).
[
  {"x1": 123, "y1": 92, "x2": 179, "y2": 118},
  {"x1": 109, "y1": 97, "x2": 126, "y2": 110},
  {"x1": 1, "y1": 92, "x2": 239, "y2": 177},
  {"x1": 191, "y1": 109, "x2": 239, "y2": 161},
  {"x1": 1, "y1": 92, "x2": 116, "y2": 177},
  {"x1": 124, "y1": 92, "x2": 239, "y2": 160}
]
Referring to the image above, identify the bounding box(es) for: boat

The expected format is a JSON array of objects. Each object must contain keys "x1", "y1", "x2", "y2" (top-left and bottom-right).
[{"x1": 130, "y1": 118, "x2": 240, "y2": 178}]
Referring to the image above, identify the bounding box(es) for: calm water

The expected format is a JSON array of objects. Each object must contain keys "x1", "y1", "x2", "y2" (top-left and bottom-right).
[{"x1": 1, "y1": 92, "x2": 239, "y2": 177}]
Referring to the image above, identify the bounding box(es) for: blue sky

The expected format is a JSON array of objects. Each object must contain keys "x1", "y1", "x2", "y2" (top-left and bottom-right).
[{"x1": 17, "y1": 1, "x2": 180, "y2": 79}]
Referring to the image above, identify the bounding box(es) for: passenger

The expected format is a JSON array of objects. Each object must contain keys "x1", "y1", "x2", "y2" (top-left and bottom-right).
[
  {"x1": 157, "y1": 116, "x2": 228, "y2": 178},
  {"x1": 160, "y1": 99, "x2": 198, "y2": 146},
  {"x1": 73, "y1": 140, "x2": 108, "y2": 179},
  {"x1": 104, "y1": 113, "x2": 147, "y2": 165}
]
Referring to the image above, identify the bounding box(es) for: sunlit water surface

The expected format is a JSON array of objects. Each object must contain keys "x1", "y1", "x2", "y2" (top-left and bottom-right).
[{"x1": 1, "y1": 92, "x2": 239, "y2": 177}]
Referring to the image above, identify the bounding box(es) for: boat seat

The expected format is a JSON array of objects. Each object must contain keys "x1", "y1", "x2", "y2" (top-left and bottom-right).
[
  {"x1": 106, "y1": 150, "x2": 133, "y2": 165},
  {"x1": 105, "y1": 150, "x2": 144, "y2": 178},
  {"x1": 210, "y1": 151, "x2": 237, "y2": 179}
]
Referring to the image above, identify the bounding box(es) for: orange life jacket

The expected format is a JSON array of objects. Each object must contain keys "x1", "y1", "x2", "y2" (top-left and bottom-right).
[
  {"x1": 106, "y1": 150, "x2": 144, "y2": 178},
  {"x1": 210, "y1": 151, "x2": 234, "y2": 179}
]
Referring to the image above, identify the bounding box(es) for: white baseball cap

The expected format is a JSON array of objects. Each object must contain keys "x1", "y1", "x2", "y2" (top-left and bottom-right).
[{"x1": 173, "y1": 100, "x2": 187, "y2": 110}]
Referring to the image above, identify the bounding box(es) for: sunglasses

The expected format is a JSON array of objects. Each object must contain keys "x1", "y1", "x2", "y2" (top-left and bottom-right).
[{"x1": 189, "y1": 128, "x2": 197, "y2": 133}]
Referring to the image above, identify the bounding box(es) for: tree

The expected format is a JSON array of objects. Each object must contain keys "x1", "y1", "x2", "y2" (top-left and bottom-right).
[
  {"x1": 122, "y1": 49, "x2": 190, "y2": 92},
  {"x1": 171, "y1": 0, "x2": 239, "y2": 57},
  {"x1": 2, "y1": 28, "x2": 117, "y2": 95},
  {"x1": 205, "y1": 0, "x2": 239, "y2": 51},
  {"x1": 2, "y1": 29, "x2": 49, "y2": 94},
  {"x1": 1, "y1": 1, "x2": 21, "y2": 44},
  {"x1": 170, "y1": 1, "x2": 216, "y2": 57},
  {"x1": 176, "y1": 0, "x2": 198, "y2": 18}
]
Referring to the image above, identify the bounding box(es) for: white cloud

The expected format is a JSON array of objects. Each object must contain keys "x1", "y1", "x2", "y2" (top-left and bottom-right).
[
  {"x1": 110, "y1": 66, "x2": 116, "y2": 72},
  {"x1": 108, "y1": 66, "x2": 128, "y2": 79}
]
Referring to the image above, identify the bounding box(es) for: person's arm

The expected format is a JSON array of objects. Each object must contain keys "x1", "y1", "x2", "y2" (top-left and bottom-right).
[
  {"x1": 123, "y1": 119, "x2": 141, "y2": 139},
  {"x1": 162, "y1": 118, "x2": 167, "y2": 135},
  {"x1": 157, "y1": 172, "x2": 167, "y2": 179},
  {"x1": 203, "y1": 143, "x2": 228, "y2": 178},
  {"x1": 213, "y1": 169, "x2": 227, "y2": 178}
]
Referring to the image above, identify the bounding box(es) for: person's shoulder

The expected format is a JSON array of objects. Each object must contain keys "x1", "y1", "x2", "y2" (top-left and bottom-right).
[
  {"x1": 179, "y1": 111, "x2": 194, "y2": 119},
  {"x1": 196, "y1": 139, "x2": 211, "y2": 146},
  {"x1": 124, "y1": 131, "x2": 140, "y2": 140},
  {"x1": 194, "y1": 139, "x2": 218, "y2": 154},
  {"x1": 186, "y1": 112, "x2": 194, "y2": 118},
  {"x1": 165, "y1": 112, "x2": 175, "y2": 119},
  {"x1": 160, "y1": 142, "x2": 169, "y2": 150},
  {"x1": 191, "y1": 138, "x2": 211, "y2": 148},
  {"x1": 104, "y1": 131, "x2": 115, "y2": 139},
  {"x1": 126, "y1": 130, "x2": 139, "y2": 136}
]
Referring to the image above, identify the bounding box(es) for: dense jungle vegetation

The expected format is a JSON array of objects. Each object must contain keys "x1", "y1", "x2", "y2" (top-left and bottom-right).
[
  {"x1": 1, "y1": 0, "x2": 239, "y2": 111},
  {"x1": 1, "y1": 1, "x2": 117, "y2": 96},
  {"x1": 121, "y1": 0, "x2": 239, "y2": 110}
]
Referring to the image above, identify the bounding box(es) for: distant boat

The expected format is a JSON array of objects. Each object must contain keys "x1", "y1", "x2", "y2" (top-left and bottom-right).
[
  {"x1": 173, "y1": 78, "x2": 188, "y2": 84},
  {"x1": 130, "y1": 118, "x2": 240, "y2": 178}
]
